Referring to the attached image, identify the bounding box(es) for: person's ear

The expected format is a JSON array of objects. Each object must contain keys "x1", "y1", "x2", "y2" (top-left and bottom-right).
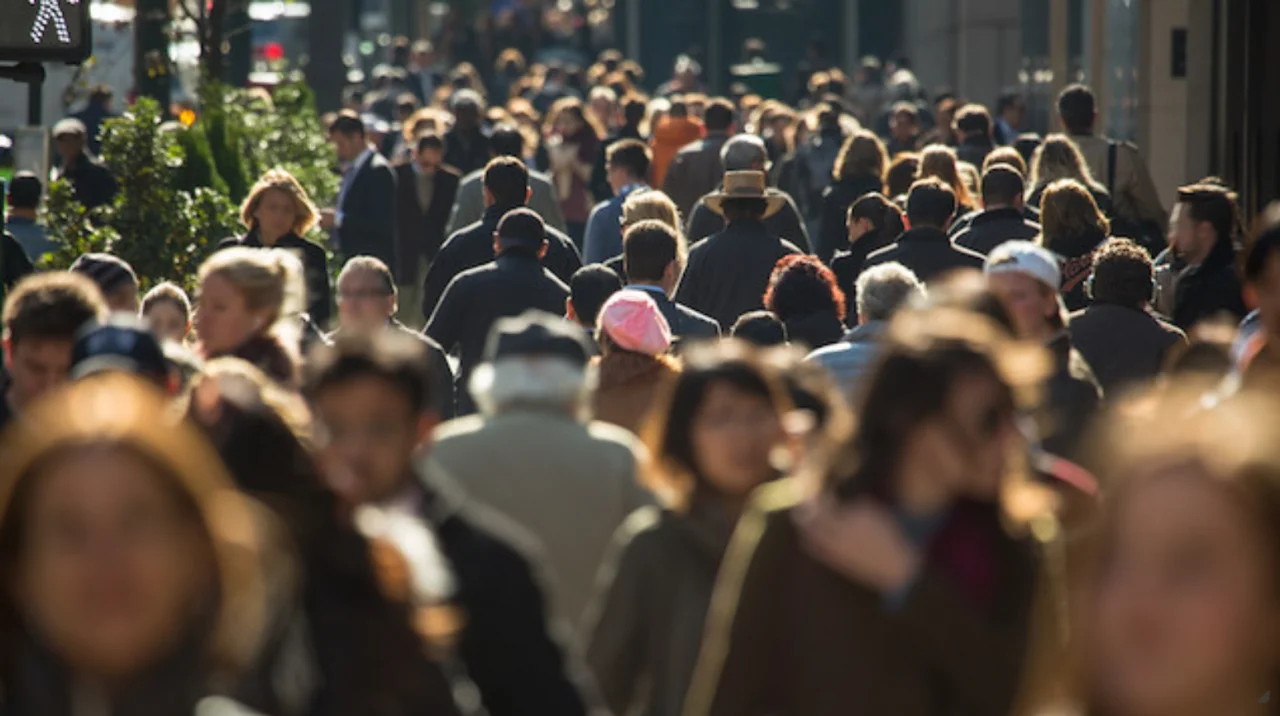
[
  {"x1": 525, "y1": 187, "x2": 533, "y2": 204},
  {"x1": 2, "y1": 335, "x2": 11, "y2": 369},
  {"x1": 493, "y1": 233, "x2": 501, "y2": 254},
  {"x1": 565, "y1": 298, "x2": 577, "y2": 321},
  {"x1": 663, "y1": 259, "x2": 679, "y2": 285},
  {"x1": 537, "y1": 241, "x2": 549, "y2": 260}
]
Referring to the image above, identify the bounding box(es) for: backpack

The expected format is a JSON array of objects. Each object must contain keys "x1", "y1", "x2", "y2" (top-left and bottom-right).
[{"x1": 1106, "y1": 141, "x2": 1166, "y2": 255}]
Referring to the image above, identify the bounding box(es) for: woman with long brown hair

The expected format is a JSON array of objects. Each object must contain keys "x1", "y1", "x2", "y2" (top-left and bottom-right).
[
  {"x1": 816, "y1": 130, "x2": 888, "y2": 264},
  {"x1": 685, "y1": 307, "x2": 1050, "y2": 716},
  {"x1": 1039, "y1": 179, "x2": 1114, "y2": 311},
  {"x1": 583, "y1": 342, "x2": 792, "y2": 716},
  {"x1": 545, "y1": 97, "x2": 605, "y2": 249},
  {"x1": 0, "y1": 375, "x2": 274, "y2": 716}
]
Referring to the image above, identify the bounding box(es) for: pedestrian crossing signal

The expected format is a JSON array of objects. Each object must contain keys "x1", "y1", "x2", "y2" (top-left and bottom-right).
[{"x1": 0, "y1": 0, "x2": 92, "y2": 64}]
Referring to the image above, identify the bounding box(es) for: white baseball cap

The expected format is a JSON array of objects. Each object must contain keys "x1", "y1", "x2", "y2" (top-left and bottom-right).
[{"x1": 984, "y1": 241, "x2": 1062, "y2": 291}]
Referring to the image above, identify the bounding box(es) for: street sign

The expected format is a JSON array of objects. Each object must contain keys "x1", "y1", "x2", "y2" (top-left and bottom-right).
[{"x1": 0, "y1": 0, "x2": 92, "y2": 64}]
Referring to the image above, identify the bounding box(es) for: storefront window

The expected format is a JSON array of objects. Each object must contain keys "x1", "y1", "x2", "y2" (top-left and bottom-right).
[{"x1": 1105, "y1": 0, "x2": 1140, "y2": 141}]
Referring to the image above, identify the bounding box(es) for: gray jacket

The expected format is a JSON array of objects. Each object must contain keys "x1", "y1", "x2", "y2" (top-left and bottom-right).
[
  {"x1": 447, "y1": 167, "x2": 568, "y2": 236},
  {"x1": 805, "y1": 321, "x2": 887, "y2": 401},
  {"x1": 428, "y1": 409, "x2": 649, "y2": 628}
]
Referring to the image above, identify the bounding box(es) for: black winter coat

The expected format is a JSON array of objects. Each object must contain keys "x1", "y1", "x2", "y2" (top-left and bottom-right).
[
  {"x1": 425, "y1": 251, "x2": 570, "y2": 415},
  {"x1": 418, "y1": 470, "x2": 599, "y2": 716},
  {"x1": 421, "y1": 204, "x2": 582, "y2": 320},
  {"x1": 1069, "y1": 303, "x2": 1186, "y2": 394},
  {"x1": 333, "y1": 151, "x2": 398, "y2": 274},
  {"x1": 951, "y1": 208, "x2": 1042, "y2": 256},
  {"x1": 862, "y1": 227, "x2": 985, "y2": 284},
  {"x1": 2, "y1": 232, "x2": 34, "y2": 292},
  {"x1": 782, "y1": 308, "x2": 845, "y2": 351},
  {"x1": 675, "y1": 219, "x2": 803, "y2": 330},
  {"x1": 1043, "y1": 332, "x2": 1102, "y2": 461},
  {"x1": 815, "y1": 174, "x2": 884, "y2": 264},
  {"x1": 1172, "y1": 239, "x2": 1248, "y2": 330},
  {"x1": 220, "y1": 230, "x2": 333, "y2": 330},
  {"x1": 685, "y1": 189, "x2": 812, "y2": 253},
  {"x1": 1046, "y1": 226, "x2": 1108, "y2": 312},
  {"x1": 58, "y1": 151, "x2": 118, "y2": 210},
  {"x1": 393, "y1": 163, "x2": 461, "y2": 283},
  {"x1": 634, "y1": 287, "x2": 721, "y2": 347}
]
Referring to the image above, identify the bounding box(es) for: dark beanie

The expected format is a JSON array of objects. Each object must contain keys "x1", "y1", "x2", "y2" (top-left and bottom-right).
[
  {"x1": 71, "y1": 253, "x2": 139, "y2": 295},
  {"x1": 495, "y1": 208, "x2": 547, "y2": 248}
]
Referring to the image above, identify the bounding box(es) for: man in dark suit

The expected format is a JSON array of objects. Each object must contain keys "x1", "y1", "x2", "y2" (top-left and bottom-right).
[
  {"x1": 320, "y1": 112, "x2": 399, "y2": 275},
  {"x1": 863, "y1": 178, "x2": 985, "y2": 284},
  {"x1": 395, "y1": 133, "x2": 460, "y2": 325},
  {"x1": 623, "y1": 220, "x2": 720, "y2": 347},
  {"x1": 425, "y1": 209, "x2": 571, "y2": 415},
  {"x1": 422, "y1": 157, "x2": 582, "y2": 321}
]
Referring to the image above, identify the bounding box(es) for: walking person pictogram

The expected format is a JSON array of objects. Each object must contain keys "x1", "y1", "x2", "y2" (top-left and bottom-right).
[{"x1": 29, "y1": 0, "x2": 81, "y2": 44}]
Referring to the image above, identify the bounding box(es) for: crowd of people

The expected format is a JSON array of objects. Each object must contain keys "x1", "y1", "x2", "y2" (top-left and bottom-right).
[{"x1": 2, "y1": 38, "x2": 1280, "y2": 716}]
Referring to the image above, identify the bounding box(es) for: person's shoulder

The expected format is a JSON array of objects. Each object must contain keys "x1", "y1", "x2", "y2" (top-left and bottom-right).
[
  {"x1": 432, "y1": 414, "x2": 487, "y2": 444},
  {"x1": 439, "y1": 165, "x2": 462, "y2": 181},
  {"x1": 864, "y1": 242, "x2": 899, "y2": 263},
  {"x1": 676, "y1": 301, "x2": 718, "y2": 325},
  {"x1": 217, "y1": 235, "x2": 246, "y2": 250},
  {"x1": 586, "y1": 418, "x2": 642, "y2": 446},
  {"x1": 952, "y1": 242, "x2": 986, "y2": 264},
  {"x1": 806, "y1": 341, "x2": 853, "y2": 362},
  {"x1": 780, "y1": 238, "x2": 804, "y2": 254},
  {"x1": 282, "y1": 233, "x2": 327, "y2": 256},
  {"x1": 459, "y1": 168, "x2": 484, "y2": 186}
]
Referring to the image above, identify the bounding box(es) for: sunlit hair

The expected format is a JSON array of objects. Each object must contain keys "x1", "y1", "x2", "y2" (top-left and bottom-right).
[
  {"x1": 0, "y1": 374, "x2": 271, "y2": 681},
  {"x1": 885, "y1": 152, "x2": 921, "y2": 198},
  {"x1": 239, "y1": 168, "x2": 320, "y2": 236},
  {"x1": 916, "y1": 145, "x2": 974, "y2": 208},
  {"x1": 544, "y1": 96, "x2": 605, "y2": 141},
  {"x1": 197, "y1": 357, "x2": 313, "y2": 443},
  {"x1": 622, "y1": 190, "x2": 686, "y2": 258},
  {"x1": 469, "y1": 356, "x2": 596, "y2": 421},
  {"x1": 764, "y1": 254, "x2": 848, "y2": 323},
  {"x1": 141, "y1": 281, "x2": 192, "y2": 322},
  {"x1": 832, "y1": 129, "x2": 888, "y2": 184},
  {"x1": 639, "y1": 341, "x2": 793, "y2": 511},
  {"x1": 1039, "y1": 179, "x2": 1110, "y2": 246},
  {"x1": 1016, "y1": 388, "x2": 1280, "y2": 716},
  {"x1": 825, "y1": 307, "x2": 1050, "y2": 516},
  {"x1": 1029, "y1": 134, "x2": 1103, "y2": 195},
  {"x1": 199, "y1": 247, "x2": 305, "y2": 329},
  {"x1": 983, "y1": 146, "x2": 1029, "y2": 177}
]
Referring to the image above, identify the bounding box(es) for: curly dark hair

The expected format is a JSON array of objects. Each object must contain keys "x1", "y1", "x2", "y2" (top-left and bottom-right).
[
  {"x1": 1091, "y1": 238, "x2": 1154, "y2": 308},
  {"x1": 763, "y1": 254, "x2": 847, "y2": 322}
]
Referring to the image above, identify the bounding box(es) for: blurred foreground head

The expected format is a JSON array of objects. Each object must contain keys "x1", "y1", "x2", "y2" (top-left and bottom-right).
[
  {"x1": 0, "y1": 374, "x2": 268, "y2": 708},
  {"x1": 1020, "y1": 388, "x2": 1280, "y2": 716}
]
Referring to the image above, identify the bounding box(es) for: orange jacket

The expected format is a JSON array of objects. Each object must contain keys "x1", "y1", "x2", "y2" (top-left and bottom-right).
[{"x1": 648, "y1": 116, "x2": 704, "y2": 188}]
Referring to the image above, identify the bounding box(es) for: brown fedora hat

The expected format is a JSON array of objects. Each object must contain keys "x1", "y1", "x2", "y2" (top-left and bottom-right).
[{"x1": 704, "y1": 170, "x2": 788, "y2": 219}]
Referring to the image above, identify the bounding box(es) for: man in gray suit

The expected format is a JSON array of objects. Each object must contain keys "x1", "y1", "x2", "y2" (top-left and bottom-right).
[{"x1": 446, "y1": 124, "x2": 566, "y2": 235}]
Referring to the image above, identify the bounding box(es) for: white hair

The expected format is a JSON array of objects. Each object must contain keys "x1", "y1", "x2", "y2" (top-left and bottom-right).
[
  {"x1": 589, "y1": 86, "x2": 618, "y2": 104},
  {"x1": 469, "y1": 355, "x2": 598, "y2": 419},
  {"x1": 855, "y1": 262, "x2": 926, "y2": 323},
  {"x1": 721, "y1": 134, "x2": 769, "y2": 171}
]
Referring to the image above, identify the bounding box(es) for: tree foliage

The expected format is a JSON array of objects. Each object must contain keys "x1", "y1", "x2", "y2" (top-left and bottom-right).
[{"x1": 41, "y1": 82, "x2": 337, "y2": 291}]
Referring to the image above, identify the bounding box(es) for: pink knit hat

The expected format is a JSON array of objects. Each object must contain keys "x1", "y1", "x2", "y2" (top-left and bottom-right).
[{"x1": 598, "y1": 290, "x2": 673, "y2": 356}]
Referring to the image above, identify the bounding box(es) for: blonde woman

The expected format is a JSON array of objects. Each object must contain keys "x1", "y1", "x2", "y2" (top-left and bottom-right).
[
  {"x1": 602, "y1": 189, "x2": 686, "y2": 281},
  {"x1": 916, "y1": 144, "x2": 976, "y2": 217},
  {"x1": 195, "y1": 246, "x2": 306, "y2": 387},
  {"x1": 222, "y1": 168, "x2": 332, "y2": 329},
  {"x1": 1027, "y1": 134, "x2": 1112, "y2": 216}
]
